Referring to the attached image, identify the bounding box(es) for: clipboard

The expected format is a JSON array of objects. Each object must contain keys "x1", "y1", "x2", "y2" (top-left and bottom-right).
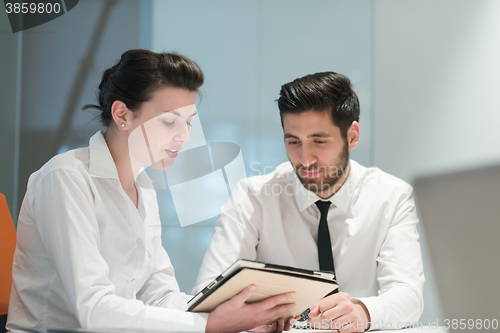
[{"x1": 187, "y1": 260, "x2": 338, "y2": 317}]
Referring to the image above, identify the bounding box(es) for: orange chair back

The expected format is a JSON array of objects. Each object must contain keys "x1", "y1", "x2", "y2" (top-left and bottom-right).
[{"x1": 0, "y1": 193, "x2": 16, "y2": 316}]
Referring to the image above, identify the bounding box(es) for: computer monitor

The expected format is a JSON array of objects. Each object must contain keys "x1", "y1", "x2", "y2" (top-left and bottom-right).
[{"x1": 414, "y1": 164, "x2": 500, "y2": 332}]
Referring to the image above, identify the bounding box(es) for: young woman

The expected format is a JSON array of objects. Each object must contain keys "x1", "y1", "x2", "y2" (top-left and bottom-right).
[{"x1": 7, "y1": 50, "x2": 295, "y2": 333}]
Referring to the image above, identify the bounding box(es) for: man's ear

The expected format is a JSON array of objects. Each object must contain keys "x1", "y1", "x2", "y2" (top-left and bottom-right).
[
  {"x1": 110, "y1": 100, "x2": 132, "y2": 130},
  {"x1": 347, "y1": 121, "x2": 360, "y2": 150}
]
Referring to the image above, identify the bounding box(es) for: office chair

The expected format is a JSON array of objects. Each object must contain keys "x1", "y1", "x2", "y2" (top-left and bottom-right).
[{"x1": 0, "y1": 194, "x2": 16, "y2": 333}]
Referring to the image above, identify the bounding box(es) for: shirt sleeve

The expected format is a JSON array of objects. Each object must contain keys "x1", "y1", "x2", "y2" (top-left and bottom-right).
[
  {"x1": 355, "y1": 188, "x2": 425, "y2": 330},
  {"x1": 192, "y1": 180, "x2": 261, "y2": 295},
  {"x1": 31, "y1": 168, "x2": 208, "y2": 332},
  {"x1": 136, "y1": 226, "x2": 193, "y2": 310}
]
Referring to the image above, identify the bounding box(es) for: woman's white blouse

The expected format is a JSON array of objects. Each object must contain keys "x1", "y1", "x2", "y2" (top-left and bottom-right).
[{"x1": 7, "y1": 131, "x2": 208, "y2": 333}]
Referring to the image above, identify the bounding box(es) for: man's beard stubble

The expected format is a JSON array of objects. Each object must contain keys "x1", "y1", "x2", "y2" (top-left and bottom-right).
[{"x1": 294, "y1": 140, "x2": 350, "y2": 195}]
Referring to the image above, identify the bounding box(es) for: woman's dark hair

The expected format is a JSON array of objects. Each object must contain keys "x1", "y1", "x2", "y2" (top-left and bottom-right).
[
  {"x1": 84, "y1": 49, "x2": 204, "y2": 127},
  {"x1": 277, "y1": 72, "x2": 359, "y2": 140}
]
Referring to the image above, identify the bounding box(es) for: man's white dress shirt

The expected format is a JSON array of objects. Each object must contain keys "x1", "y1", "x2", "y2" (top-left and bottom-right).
[
  {"x1": 7, "y1": 131, "x2": 208, "y2": 333},
  {"x1": 193, "y1": 160, "x2": 424, "y2": 329}
]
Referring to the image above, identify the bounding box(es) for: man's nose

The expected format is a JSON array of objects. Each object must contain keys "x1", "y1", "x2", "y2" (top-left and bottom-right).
[{"x1": 299, "y1": 146, "x2": 316, "y2": 167}]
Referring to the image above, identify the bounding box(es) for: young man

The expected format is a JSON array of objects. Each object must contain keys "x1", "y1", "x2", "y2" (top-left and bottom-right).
[{"x1": 193, "y1": 72, "x2": 424, "y2": 332}]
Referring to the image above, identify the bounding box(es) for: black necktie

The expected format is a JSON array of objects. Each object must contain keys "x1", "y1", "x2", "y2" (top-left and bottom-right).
[
  {"x1": 297, "y1": 200, "x2": 338, "y2": 324},
  {"x1": 315, "y1": 200, "x2": 338, "y2": 294}
]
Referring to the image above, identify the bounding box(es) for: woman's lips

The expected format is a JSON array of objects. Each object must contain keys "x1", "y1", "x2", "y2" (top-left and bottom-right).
[{"x1": 165, "y1": 149, "x2": 179, "y2": 158}]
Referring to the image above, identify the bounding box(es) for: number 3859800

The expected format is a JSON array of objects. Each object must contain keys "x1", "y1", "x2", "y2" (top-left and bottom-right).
[
  {"x1": 444, "y1": 319, "x2": 498, "y2": 330},
  {"x1": 5, "y1": 2, "x2": 61, "y2": 14}
]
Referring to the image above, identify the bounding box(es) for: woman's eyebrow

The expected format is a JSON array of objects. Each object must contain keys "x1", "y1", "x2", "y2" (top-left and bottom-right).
[{"x1": 165, "y1": 111, "x2": 198, "y2": 117}]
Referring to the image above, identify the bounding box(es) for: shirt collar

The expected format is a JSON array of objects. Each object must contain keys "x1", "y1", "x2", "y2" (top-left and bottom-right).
[
  {"x1": 293, "y1": 160, "x2": 361, "y2": 214},
  {"x1": 89, "y1": 131, "x2": 120, "y2": 179}
]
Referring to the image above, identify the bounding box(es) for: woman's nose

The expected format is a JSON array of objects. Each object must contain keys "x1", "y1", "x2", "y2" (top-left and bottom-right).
[{"x1": 175, "y1": 123, "x2": 191, "y2": 144}]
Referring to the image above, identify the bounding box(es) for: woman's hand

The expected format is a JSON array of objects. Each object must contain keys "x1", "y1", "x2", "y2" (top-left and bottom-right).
[{"x1": 205, "y1": 285, "x2": 296, "y2": 333}]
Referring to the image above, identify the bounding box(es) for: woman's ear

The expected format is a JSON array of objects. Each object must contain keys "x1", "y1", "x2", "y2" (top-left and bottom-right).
[
  {"x1": 347, "y1": 121, "x2": 360, "y2": 150},
  {"x1": 111, "y1": 100, "x2": 131, "y2": 130}
]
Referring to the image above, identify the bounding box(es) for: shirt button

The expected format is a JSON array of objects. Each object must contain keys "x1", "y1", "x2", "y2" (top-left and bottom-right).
[
  {"x1": 131, "y1": 278, "x2": 137, "y2": 284},
  {"x1": 136, "y1": 238, "x2": 144, "y2": 246}
]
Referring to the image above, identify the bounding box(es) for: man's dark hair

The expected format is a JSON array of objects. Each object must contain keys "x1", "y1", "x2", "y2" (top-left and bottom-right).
[
  {"x1": 277, "y1": 72, "x2": 360, "y2": 139},
  {"x1": 84, "y1": 49, "x2": 204, "y2": 127}
]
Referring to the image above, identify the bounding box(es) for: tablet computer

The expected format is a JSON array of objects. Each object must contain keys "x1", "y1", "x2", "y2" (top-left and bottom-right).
[{"x1": 187, "y1": 260, "x2": 338, "y2": 317}]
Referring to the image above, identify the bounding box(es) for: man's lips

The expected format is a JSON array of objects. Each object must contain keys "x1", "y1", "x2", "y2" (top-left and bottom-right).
[{"x1": 300, "y1": 169, "x2": 321, "y2": 178}]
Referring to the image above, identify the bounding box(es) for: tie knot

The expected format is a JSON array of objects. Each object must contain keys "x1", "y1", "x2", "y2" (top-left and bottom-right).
[{"x1": 315, "y1": 200, "x2": 331, "y2": 217}]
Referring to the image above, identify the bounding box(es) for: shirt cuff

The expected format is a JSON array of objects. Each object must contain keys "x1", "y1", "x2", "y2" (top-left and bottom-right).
[{"x1": 352, "y1": 296, "x2": 385, "y2": 331}]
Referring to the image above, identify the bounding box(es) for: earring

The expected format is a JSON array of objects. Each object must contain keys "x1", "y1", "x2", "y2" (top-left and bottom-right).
[{"x1": 120, "y1": 123, "x2": 126, "y2": 128}]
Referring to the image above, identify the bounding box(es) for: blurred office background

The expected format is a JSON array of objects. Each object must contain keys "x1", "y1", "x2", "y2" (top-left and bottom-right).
[{"x1": 1, "y1": 0, "x2": 500, "y2": 324}]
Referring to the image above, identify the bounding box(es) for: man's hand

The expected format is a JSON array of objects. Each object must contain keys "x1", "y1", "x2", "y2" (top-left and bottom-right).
[
  {"x1": 206, "y1": 285, "x2": 296, "y2": 333},
  {"x1": 308, "y1": 292, "x2": 370, "y2": 332}
]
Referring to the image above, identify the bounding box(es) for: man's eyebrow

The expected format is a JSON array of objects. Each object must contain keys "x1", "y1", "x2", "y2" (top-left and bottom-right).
[
  {"x1": 308, "y1": 133, "x2": 331, "y2": 138},
  {"x1": 284, "y1": 133, "x2": 332, "y2": 139}
]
